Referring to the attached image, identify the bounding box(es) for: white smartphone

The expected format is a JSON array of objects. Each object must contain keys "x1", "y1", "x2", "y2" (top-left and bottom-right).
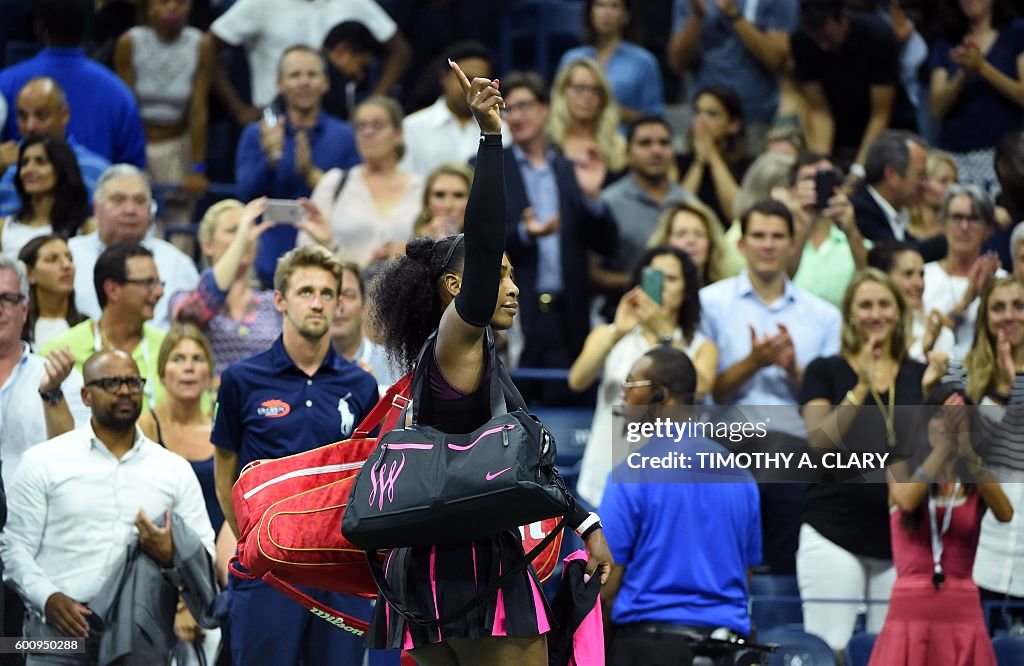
[{"x1": 264, "y1": 199, "x2": 304, "y2": 224}]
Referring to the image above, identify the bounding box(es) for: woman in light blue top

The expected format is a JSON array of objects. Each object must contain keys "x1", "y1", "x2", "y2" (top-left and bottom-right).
[{"x1": 558, "y1": 0, "x2": 664, "y2": 122}]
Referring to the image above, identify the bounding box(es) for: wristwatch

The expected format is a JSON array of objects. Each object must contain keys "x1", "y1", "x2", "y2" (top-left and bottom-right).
[{"x1": 39, "y1": 388, "x2": 64, "y2": 405}]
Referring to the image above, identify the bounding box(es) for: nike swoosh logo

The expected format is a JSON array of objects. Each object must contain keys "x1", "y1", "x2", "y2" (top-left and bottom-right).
[{"x1": 485, "y1": 467, "x2": 512, "y2": 481}]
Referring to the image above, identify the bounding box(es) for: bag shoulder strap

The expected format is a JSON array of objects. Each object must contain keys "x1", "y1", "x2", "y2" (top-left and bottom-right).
[
  {"x1": 352, "y1": 372, "x2": 413, "y2": 439},
  {"x1": 333, "y1": 168, "x2": 352, "y2": 204}
]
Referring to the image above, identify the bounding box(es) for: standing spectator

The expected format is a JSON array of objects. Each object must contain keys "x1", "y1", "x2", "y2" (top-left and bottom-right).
[
  {"x1": 302, "y1": 96, "x2": 424, "y2": 267},
  {"x1": 208, "y1": 0, "x2": 410, "y2": 124},
  {"x1": 18, "y1": 235, "x2": 85, "y2": 349},
  {"x1": 0, "y1": 135, "x2": 92, "y2": 262},
  {"x1": 499, "y1": 71, "x2": 618, "y2": 402},
  {"x1": 678, "y1": 85, "x2": 751, "y2": 229},
  {"x1": 598, "y1": 116, "x2": 695, "y2": 299},
  {"x1": 668, "y1": 0, "x2": 798, "y2": 151},
  {"x1": 786, "y1": 153, "x2": 868, "y2": 309},
  {"x1": 1, "y1": 349, "x2": 215, "y2": 657},
  {"x1": 321, "y1": 21, "x2": 384, "y2": 122},
  {"x1": 212, "y1": 245, "x2": 378, "y2": 666},
  {"x1": 601, "y1": 346, "x2": 759, "y2": 665},
  {"x1": 571, "y1": 246, "x2": 717, "y2": 507},
  {"x1": 792, "y1": 0, "x2": 900, "y2": 172},
  {"x1": 235, "y1": 45, "x2": 360, "y2": 287},
  {"x1": 867, "y1": 241, "x2": 955, "y2": 364},
  {"x1": 850, "y1": 131, "x2": 946, "y2": 261},
  {"x1": 412, "y1": 162, "x2": 473, "y2": 239},
  {"x1": 68, "y1": 164, "x2": 199, "y2": 330},
  {"x1": 647, "y1": 198, "x2": 730, "y2": 287},
  {"x1": 929, "y1": 0, "x2": 1024, "y2": 193},
  {"x1": 40, "y1": 244, "x2": 168, "y2": 409},
  {"x1": 558, "y1": 0, "x2": 664, "y2": 121},
  {"x1": 172, "y1": 198, "x2": 280, "y2": 381},
  {"x1": 548, "y1": 58, "x2": 627, "y2": 176},
  {"x1": 992, "y1": 130, "x2": 1024, "y2": 269},
  {"x1": 401, "y1": 43, "x2": 506, "y2": 178},
  {"x1": 0, "y1": 0, "x2": 146, "y2": 167},
  {"x1": 923, "y1": 185, "x2": 1007, "y2": 360},
  {"x1": 0, "y1": 78, "x2": 110, "y2": 216},
  {"x1": 798, "y1": 268, "x2": 926, "y2": 652},
  {"x1": 329, "y1": 260, "x2": 400, "y2": 390},
  {"x1": 1015, "y1": 223, "x2": 1024, "y2": 281},
  {"x1": 909, "y1": 150, "x2": 959, "y2": 245},
  {"x1": 114, "y1": 0, "x2": 214, "y2": 203},
  {"x1": 700, "y1": 198, "x2": 841, "y2": 574}
]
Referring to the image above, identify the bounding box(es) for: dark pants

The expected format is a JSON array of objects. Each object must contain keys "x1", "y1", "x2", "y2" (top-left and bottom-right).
[{"x1": 519, "y1": 296, "x2": 587, "y2": 407}]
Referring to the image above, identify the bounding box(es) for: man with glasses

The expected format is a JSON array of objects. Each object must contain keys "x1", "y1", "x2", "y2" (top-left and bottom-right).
[
  {"x1": 68, "y1": 164, "x2": 199, "y2": 330},
  {"x1": 212, "y1": 245, "x2": 379, "y2": 666},
  {"x1": 236, "y1": 45, "x2": 360, "y2": 288},
  {"x1": 40, "y1": 244, "x2": 167, "y2": 408},
  {"x1": 600, "y1": 347, "x2": 761, "y2": 665},
  {"x1": 1, "y1": 349, "x2": 214, "y2": 663}
]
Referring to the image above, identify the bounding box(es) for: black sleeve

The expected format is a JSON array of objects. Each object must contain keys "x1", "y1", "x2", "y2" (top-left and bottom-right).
[
  {"x1": 799, "y1": 356, "x2": 840, "y2": 406},
  {"x1": 454, "y1": 134, "x2": 506, "y2": 327}
]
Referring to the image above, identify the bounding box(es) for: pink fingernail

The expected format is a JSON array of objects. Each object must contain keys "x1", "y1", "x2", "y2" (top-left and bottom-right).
[{"x1": 448, "y1": 58, "x2": 455, "y2": 69}]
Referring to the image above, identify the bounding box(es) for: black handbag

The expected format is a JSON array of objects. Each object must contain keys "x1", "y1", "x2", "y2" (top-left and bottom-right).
[{"x1": 342, "y1": 330, "x2": 573, "y2": 550}]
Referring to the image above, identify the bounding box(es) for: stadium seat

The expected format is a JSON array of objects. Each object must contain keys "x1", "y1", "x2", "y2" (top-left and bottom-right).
[
  {"x1": 759, "y1": 627, "x2": 836, "y2": 666},
  {"x1": 750, "y1": 574, "x2": 803, "y2": 631},
  {"x1": 843, "y1": 632, "x2": 877, "y2": 666},
  {"x1": 993, "y1": 634, "x2": 1024, "y2": 666}
]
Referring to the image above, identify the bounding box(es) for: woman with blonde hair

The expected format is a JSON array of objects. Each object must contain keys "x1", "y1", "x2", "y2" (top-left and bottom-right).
[
  {"x1": 303, "y1": 96, "x2": 424, "y2": 266},
  {"x1": 413, "y1": 162, "x2": 474, "y2": 239},
  {"x1": 647, "y1": 198, "x2": 728, "y2": 286},
  {"x1": 909, "y1": 150, "x2": 959, "y2": 242},
  {"x1": 548, "y1": 57, "x2": 626, "y2": 176},
  {"x1": 171, "y1": 197, "x2": 280, "y2": 380}
]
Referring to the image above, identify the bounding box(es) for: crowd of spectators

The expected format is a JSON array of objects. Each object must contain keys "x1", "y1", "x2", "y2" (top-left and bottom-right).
[{"x1": 2, "y1": 0, "x2": 1024, "y2": 664}]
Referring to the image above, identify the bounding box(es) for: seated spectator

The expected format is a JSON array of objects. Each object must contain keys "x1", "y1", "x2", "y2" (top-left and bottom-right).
[
  {"x1": 138, "y1": 324, "x2": 230, "y2": 664},
  {"x1": 412, "y1": 162, "x2": 473, "y2": 239},
  {"x1": 786, "y1": 153, "x2": 868, "y2": 309},
  {"x1": 647, "y1": 199, "x2": 729, "y2": 287},
  {"x1": 677, "y1": 85, "x2": 751, "y2": 230},
  {"x1": 172, "y1": 199, "x2": 280, "y2": 381},
  {"x1": 793, "y1": 0, "x2": 900, "y2": 170},
  {"x1": 235, "y1": 44, "x2": 359, "y2": 287},
  {"x1": 401, "y1": 42, "x2": 505, "y2": 178},
  {"x1": 798, "y1": 268, "x2": 927, "y2": 652},
  {"x1": 114, "y1": 0, "x2": 214, "y2": 202},
  {"x1": 18, "y1": 234, "x2": 85, "y2": 349},
  {"x1": 851, "y1": 130, "x2": 947, "y2": 262},
  {"x1": 558, "y1": 0, "x2": 664, "y2": 122},
  {"x1": 1, "y1": 349, "x2": 215, "y2": 657},
  {"x1": 301, "y1": 96, "x2": 423, "y2": 267},
  {"x1": 929, "y1": 0, "x2": 1024, "y2": 193},
  {"x1": 548, "y1": 57, "x2": 626, "y2": 178},
  {"x1": 1, "y1": 135, "x2": 92, "y2": 261},
  {"x1": 909, "y1": 150, "x2": 959, "y2": 244},
  {"x1": 321, "y1": 21, "x2": 384, "y2": 122},
  {"x1": 933, "y1": 276, "x2": 1024, "y2": 629},
  {"x1": 597, "y1": 116, "x2": 694, "y2": 303},
  {"x1": 601, "y1": 347, "x2": 760, "y2": 665},
  {"x1": 870, "y1": 387, "x2": 1011, "y2": 666},
  {"x1": 0, "y1": 77, "x2": 110, "y2": 216},
  {"x1": 329, "y1": 260, "x2": 400, "y2": 391},
  {"x1": 571, "y1": 246, "x2": 717, "y2": 507},
  {"x1": 668, "y1": 0, "x2": 798, "y2": 151},
  {"x1": 69, "y1": 164, "x2": 199, "y2": 330},
  {"x1": 41, "y1": 244, "x2": 167, "y2": 408},
  {"x1": 868, "y1": 241, "x2": 956, "y2": 363},
  {"x1": 0, "y1": 0, "x2": 145, "y2": 166},
  {"x1": 922, "y1": 185, "x2": 1007, "y2": 361},
  {"x1": 209, "y1": 0, "x2": 410, "y2": 125},
  {"x1": 992, "y1": 129, "x2": 1024, "y2": 269}
]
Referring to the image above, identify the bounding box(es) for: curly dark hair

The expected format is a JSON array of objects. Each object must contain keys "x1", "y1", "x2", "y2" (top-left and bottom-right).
[
  {"x1": 629, "y1": 245, "x2": 702, "y2": 343},
  {"x1": 367, "y1": 235, "x2": 466, "y2": 372},
  {"x1": 14, "y1": 134, "x2": 90, "y2": 238}
]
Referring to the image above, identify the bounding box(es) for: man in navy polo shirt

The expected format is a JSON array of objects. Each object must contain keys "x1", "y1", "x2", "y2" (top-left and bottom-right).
[{"x1": 212, "y1": 244, "x2": 378, "y2": 666}]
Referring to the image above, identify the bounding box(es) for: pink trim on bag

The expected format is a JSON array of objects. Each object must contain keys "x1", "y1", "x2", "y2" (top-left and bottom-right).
[
  {"x1": 530, "y1": 574, "x2": 551, "y2": 634},
  {"x1": 386, "y1": 443, "x2": 435, "y2": 450},
  {"x1": 492, "y1": 560, "x2": 506, "y2": 636},
  {"x1": 369, "y1": 453, "x2": 406, "y2": 510},
  {"x1": 430, "y1": 545, "x2": 442, "y2": 643},
  {"x1": 446, "y1": 424, "x2": 516, "y2": 451},
  {"x1": 472, "y1": 543, "x2": 478, "y2": 590}
]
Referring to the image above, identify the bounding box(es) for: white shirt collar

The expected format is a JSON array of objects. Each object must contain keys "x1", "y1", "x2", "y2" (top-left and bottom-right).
[{"x1": 866, "y1": 185, "x2": 907, "y2": 241}]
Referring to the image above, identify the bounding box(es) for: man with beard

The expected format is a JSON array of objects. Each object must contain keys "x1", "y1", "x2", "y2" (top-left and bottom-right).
[
  {"x1": 212, "y1": 245, "x2": 378, "y2": 666},
  {"x1": 1, "y1": 349, "x2": 214, "y2": 661}
]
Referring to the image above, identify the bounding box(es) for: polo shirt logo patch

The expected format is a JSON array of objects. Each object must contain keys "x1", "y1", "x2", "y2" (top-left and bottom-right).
[
  {"x1": 337, "y1": 393, "x2": 354, "y2": 435},
  {"x1": 257, "y1": 399, "x2": 291, "y2": 418}
]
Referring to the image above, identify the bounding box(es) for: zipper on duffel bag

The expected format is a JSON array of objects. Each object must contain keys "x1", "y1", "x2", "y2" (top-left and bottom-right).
[{"x1": 242, "y1": 462, "x2": 365, "y2": 500}]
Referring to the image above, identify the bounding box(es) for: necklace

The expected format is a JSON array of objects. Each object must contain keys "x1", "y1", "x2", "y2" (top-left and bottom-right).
[{"x1": 868, "y1": 367, "x2": 897, "y2": 447}]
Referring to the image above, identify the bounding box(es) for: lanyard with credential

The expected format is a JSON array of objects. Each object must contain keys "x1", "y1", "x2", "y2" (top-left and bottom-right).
[
  {"x1": 93, "y1": 322, "x2": 155, "y2": 410},
  {"x1": 928, "y1": 480, "x2": 961, "y2": 589}
]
